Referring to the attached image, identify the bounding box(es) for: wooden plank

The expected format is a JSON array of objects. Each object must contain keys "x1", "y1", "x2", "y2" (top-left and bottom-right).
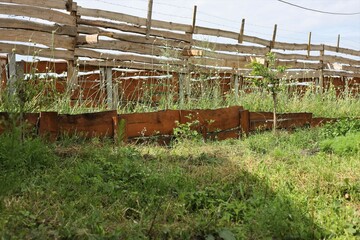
[
  {"x1": 77, "y1": 20, "x2": 192, "y2": 42},
  {"x1": 0, "y1": 18, "x2": 77, "y2": 36},
  {"x1": 275, "y1": 60, "x2": 321, "y2": 69},
  {"x1": 208, "y1": 128, "x2": 240, "y2": 141},
  {"x1": 78, "y1": 60, "x2": 186, "y2": 73},
  {"x1": 322, "y1": 55, "x2": 359, "y2": 66},
  {"x1": 240, "y1": 110, "x2": 250, "y2": 136},
  {"x1": 77, "y1": 26, "x2": 190, "y2": 49},
  {"x1": 182, "y1": 49, "x2": 203, "y2": 57},
  {"x1": 0, "y1": 56, "x2": 7, "y2": 89},
  {"x1": 0, "y1": 0, "x2": 67, "y2": 10},
  {"x1": 0, "y1": 29, "x2": 75, "y2": 50},
  {"x1": 77, "y1": 6, "x2": 146, "y2": 26},
  {"x1": 250, "y1": 112, "x2": 273, "y2": 121},
  {"x1": 311, "y1": 118, "x2": 337, "y2": 127},
  {"x1": 202, "y1": 50, "x2": 249, "y2": 61},
  {"x1": 274, "y1": 52, "x2": 321, "y2": 61},
  {"x1": 193, "y1": 39, "x2": 269, "y2": 55},
  {"x1": 80, "y1": 40, "x2": 180, "y2": 58},
  {"x1": 0, "y1": 4, "x2": 75, "y2": 26},
  {"x1": 75, "y1": 48, "x2": 183, "y2": 65},
  {"x1": 342, "y1": 65, "x2": 360, "y2": 72},
  {"x1": 120, "y1": 110, "x2": 180, "y2": 138},
  {"x1": 187, "y1": 106, "x2": 243, "y2": 132},
  {"x1": 188, "y1": 57, "x2": 249, "y2": 69},
  {"x1": 0, "y1": 43, "x2": 74, "y2": 60},
  {"x1": 78, "y1": 6, "x2": 192, "y2": 33},
  {"x1": 273, "y1": 42, "x2": 323, "y2": 51},
  {"x1": 323, "y1": 70, "x2": 360, "y2": 78},
  {"x1": 58, "y1": 111, "x2": 118, "y2": 138},
  {"x1": 282, "y1": 70, "x2": 320, "y2": 79},
  {"x1": 39, "y1": 112, "x2": 59, "y2": 141},
  {"x1": 324, "y1": 45, "x2": 360, "y2": 57},
  {"x1": 22, "y1": 61, "x2": 68, "y2": 74},
  {"x1": 195, "y1": 26, "x2": 238, "y2": 40}
]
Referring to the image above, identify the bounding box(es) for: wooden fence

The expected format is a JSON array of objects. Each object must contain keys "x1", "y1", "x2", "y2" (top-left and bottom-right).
[
  {"x1": 0, "y1": 0, "x2": 359, "y2": 106},
  {"x1": 0, "y1": 106, "x2": 336, "y2": 143}
]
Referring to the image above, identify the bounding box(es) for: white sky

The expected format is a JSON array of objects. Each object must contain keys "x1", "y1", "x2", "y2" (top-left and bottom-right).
[{"x1": 76, "y1": 0, "x2": 360, "y2": 50}]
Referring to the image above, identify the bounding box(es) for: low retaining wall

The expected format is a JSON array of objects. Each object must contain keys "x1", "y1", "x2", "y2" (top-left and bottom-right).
[{"x1": 0, "y1": 106, "x2": 342, "y2": 143}]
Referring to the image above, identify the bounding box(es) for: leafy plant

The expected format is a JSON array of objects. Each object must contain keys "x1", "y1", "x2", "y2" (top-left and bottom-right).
[
  {"x1": 321, "y1": 118, "x2": 360, "y2": 139},
  {"x1": 249, "y1": 52, "x2": 286, "y2": 133},
  {"x1": 173, "y1": 117, "x2": 202, "y2": 143}
]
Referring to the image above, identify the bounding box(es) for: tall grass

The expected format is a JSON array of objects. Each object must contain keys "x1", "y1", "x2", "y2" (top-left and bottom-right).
[{"x1": 0, "y1": 58, "x2": 359, "y2": 117}]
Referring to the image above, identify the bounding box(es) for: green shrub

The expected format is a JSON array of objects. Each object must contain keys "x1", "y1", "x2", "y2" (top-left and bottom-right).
[
  {"x1": 321, "y1": 118, "x2": 360, "y2": 139},
  {"x1": 320, "y1": 132, "x2": 360, "y2": 155}
]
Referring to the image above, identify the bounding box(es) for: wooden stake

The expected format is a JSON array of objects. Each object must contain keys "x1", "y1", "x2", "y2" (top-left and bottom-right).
[
  {"x1": 240, "y1": 110, "x2": 250, "y2": 137},
  {"x1": 271, "y1": 24, "x2": 277, "y2": 49},
  {"x1": 336, "y1": 34, "x2": 340, "y2": 52},
  {"x1": 66, "y1": 0, "x2": 73, "y2": 12},
  {"x1": 319, "y1": 44, "x2": 325, "y2": 94},
  {"x1": 66, "y1": 0, "x2": 78, "y2": 89},
  {"x1": 146, "y1": 0, "x2": 153, "y2": 39},
  {"x1": 234, "y1": 74, "x2": 239, "y2": 99},
  {"x1": 179, "y1": 73, "x2": 185, "y2": 106},
  {"x1": 106, "y1": 68, "x2": 113, "y2": 109},
  {"x1": 191, "y1": 5, "x2": 197, "y2": 34},
  {"x1": 307, "y1": 32, "x2": 312, "y2": 56},
  {"x1": 7, "y1": 52, "x2": 16, "y2": 95},
  {"x1": 238, "y1": 19, "x2": 245, "y2": 43}
]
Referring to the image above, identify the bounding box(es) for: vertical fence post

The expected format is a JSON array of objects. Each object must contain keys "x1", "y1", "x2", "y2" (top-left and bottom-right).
[
  {"x1": 344, "y1": 76, "x2": 349, "y2": 98},
  {"x1": 319, "y1": 44, "x2": 325, "y2": 94},
  {"x1": 146, "y1": 0, "x2": 153, "y2": 38},
  {"x1": 238, "y1": 19, "x2": 245, "y2": 43},
  {"x1": 240, "y1": 110, "x2": 250, "y2": 137},
  {"x1": 234, "y1": 74, "x2": 239, "y2": 100},
  {"x1": 113, "y1": 82, "x2": 119, "y2": 110},
  {"x1": 336, "y1": 34, "x2": 340, "y2": 52},
  {"x1": 186, "y1": 74, "x2": 191, "y2": 102},
  {"x1": 66, "y1": 0, "x2": 78, "y2": 91},
  {"x1": 106, "y1": 68, "x2": 113, "y2": 109},
  {"x1": 0, "y1": 55, "x2": 7, "y2": 92},
  {"x1": 307, "y1": 32, "x2": 312, "y2": 57},
  {"x1": 7, "y1": 52, "x2": 17, "y2": 95},
  {"x1": 271, "y1": 24, "x2": 277, "y2": 49},
  {"x1": 191, "y1": 5, "x2": 197, "y2": 34},
  {"x1": 179, "y1": 73, "x2": 185, "y2": 106}
]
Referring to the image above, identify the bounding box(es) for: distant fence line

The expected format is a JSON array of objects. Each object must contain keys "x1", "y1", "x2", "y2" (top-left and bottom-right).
[
  {"x1": 0, "y1": 0, "x2": 359, "y2": 106},
  {"x1": 0, "y1": 106, "x2": 335, "y2": 143}
]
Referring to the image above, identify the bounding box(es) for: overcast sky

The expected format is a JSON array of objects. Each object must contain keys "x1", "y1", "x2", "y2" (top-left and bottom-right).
[{"x1": 76, "y1": 0, "x2": 360, "y2": 50}]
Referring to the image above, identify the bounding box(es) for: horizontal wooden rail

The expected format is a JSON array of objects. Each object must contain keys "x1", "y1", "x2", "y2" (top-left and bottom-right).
[
  {"x1": 0, "y1": 4, "x2": 75, "y2": 26},
  {"x1": 0, "y1": 0, "x2": 68, "y2": 10}
]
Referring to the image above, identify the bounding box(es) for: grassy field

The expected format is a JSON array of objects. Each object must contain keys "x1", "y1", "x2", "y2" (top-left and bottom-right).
[{"x1": 0, "y1": 120, "x2": 359, "y2": 239}]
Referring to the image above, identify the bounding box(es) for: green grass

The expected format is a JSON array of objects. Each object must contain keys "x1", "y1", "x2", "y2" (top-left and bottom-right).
[
  {"x1": 1, "y1": 74, "x2": 359, "y2": 118},
  {"x1": 1, "y1": 126, "x2": 359, "y2": 239}
]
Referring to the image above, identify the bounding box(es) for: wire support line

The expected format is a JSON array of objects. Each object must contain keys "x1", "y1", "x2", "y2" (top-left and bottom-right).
[
  {"x1": 85, "y1": 0, "x2": 193, "y2": 20},
  {"x1": 277, "y1": 0, "x2": 360, "y2": 15}
]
